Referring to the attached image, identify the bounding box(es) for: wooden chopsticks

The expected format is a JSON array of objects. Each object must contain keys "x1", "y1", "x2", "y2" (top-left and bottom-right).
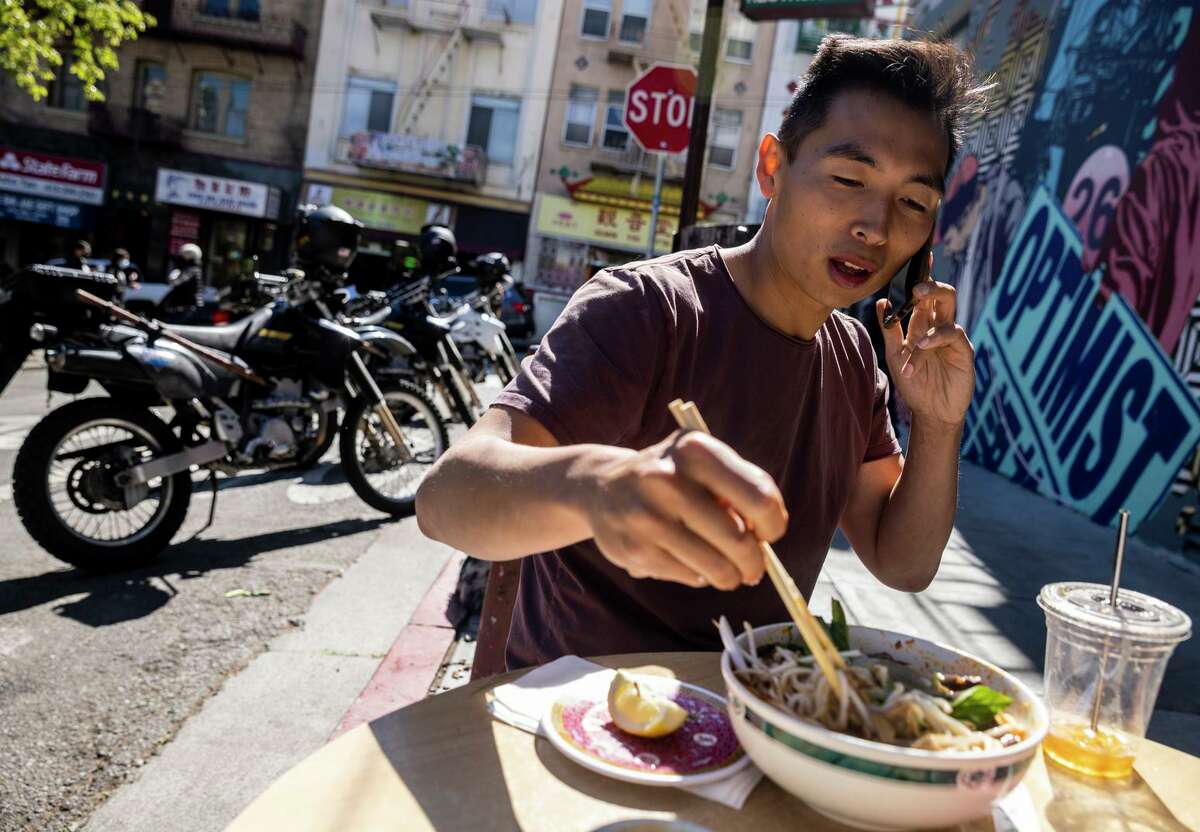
[{"x1": 668, "y1": 399, "x2": 846, "y2": 696}]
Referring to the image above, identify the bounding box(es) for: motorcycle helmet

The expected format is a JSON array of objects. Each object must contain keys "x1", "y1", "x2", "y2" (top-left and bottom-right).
[
  {"x1": 470, "y1": 251, "x2": 511, "y2": 294},
  {"x1": 178, "y1": 243, "x2": 203, "y2": 264},
  {"x1": 295, "y1": 204, "x2": 363, "y2": 273},
  {"x1": 417, "y1": 224, "x2": 457, "y2": 272}
]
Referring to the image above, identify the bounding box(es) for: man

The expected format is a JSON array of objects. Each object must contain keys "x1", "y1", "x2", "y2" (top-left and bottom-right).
[
  {"x1": 163, "y1": 243, "x2": 205, "y2": 313},
  {"x1": 108, "y1": 247, "x2": 140, "y2": 289},
  {"x1": 63, "y1": 240, "x2": 91, "y2": 272},
  {"x1": 417, "y1": 36, "x2": 987, "y2": 670}
]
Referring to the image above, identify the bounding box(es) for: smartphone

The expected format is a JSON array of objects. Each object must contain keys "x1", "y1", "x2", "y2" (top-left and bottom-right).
[{"x1": 882, "y1": 230, "x2": 934, "y2": 329}]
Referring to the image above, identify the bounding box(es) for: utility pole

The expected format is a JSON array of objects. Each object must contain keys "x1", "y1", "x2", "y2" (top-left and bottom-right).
[{"x1": 677, "y1": 0, "x2": 725, "y2": 241}]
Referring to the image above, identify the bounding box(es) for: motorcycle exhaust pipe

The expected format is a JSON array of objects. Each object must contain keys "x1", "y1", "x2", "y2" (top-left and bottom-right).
[{"x1": 47, "y1": 346, "x2": 149, "y2": 383}]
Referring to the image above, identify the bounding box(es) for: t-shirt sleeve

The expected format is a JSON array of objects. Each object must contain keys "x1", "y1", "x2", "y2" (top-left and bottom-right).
[
  {"x1": 865, "y1": 363, "x2": 902, "y2": 462},
  {"x1": 492, "y1": 269, "x2": 664, "y2": 446}
]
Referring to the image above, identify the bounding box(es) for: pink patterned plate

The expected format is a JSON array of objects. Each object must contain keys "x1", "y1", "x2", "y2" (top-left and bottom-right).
[{"x1": 543, "y1": 675, "x2": 749, "y2": 786}]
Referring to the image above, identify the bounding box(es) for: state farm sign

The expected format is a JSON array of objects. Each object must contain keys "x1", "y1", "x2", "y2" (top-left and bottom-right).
[{"x1": 0, "y1": 147, "x2": 106, "y2": 206}]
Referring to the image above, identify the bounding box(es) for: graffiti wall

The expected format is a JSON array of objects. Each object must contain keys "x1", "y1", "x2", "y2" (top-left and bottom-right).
[{"x1": 929, "y1": 0, "x2": 1200, "y2": 545}]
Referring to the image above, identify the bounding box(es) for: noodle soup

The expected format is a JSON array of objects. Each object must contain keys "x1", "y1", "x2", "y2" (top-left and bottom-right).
[{"x1": 720, "y1": 621, "x2": 1048, "y2": 831}]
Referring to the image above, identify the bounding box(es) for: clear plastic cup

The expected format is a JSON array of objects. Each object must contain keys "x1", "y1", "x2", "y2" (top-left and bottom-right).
[{"x1": 1038, "y1": 582, "x2": 1191, "y2": 778}]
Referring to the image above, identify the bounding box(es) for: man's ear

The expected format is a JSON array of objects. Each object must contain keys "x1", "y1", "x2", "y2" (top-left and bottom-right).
[{"x1": 756, "y1": 133, "x2": 785, "y2": 199}]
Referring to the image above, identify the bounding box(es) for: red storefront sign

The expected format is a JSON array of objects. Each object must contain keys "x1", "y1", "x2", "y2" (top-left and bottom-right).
[{"x1": 0, "y1": 146, "x2": 106, "y2": 206}]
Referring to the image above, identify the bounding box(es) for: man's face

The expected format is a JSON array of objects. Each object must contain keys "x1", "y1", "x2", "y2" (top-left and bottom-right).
[{"x1": 758, "y1": 87, "x2": 947, "y2": 310}]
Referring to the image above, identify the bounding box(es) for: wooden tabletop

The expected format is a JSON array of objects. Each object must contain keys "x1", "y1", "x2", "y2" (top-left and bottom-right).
[{"x1": 227, "y1": 653, "x2": 1200, "y2": 832}]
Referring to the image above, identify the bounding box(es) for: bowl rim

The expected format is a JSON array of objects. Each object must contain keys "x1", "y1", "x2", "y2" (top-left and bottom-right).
[{"x1": 721, "y1": 621, "x2": 1049, "y2": 766}]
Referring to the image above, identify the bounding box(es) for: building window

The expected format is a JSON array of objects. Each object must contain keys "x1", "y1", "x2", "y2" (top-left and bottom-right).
[
  {"x1": 563, "y1": 85, "x2": 598, "y2": 146},
  {"x1": 726, "y1": 36, "x2": 753, "y2": 62},
  {"x1": 200, "y1": 0, "x2": 261, "y2": 22},
  {"x1": 342, "y1": 77, "x2": 396, "y2": 136},
  {"x1": 602, "y1": 89, "x2": 628, "y2": 150},
  {"x1": 618, "y1": 0, "x2": 651, "y2": 44},
  {"x1": 725, "y1": 15, "x2": 755, "y2": 63},
  {"x1": 708, "y1": 108, "x2": 741, "y2": 169},
  {"x1": 45, "y1": 64, "x2": 86, "y2": 112},
  {"x1": 581, "y1": 0, "x2": 610, "y2": 39},
  {"x1": 486, "y1": 0, "x2": 537, "y2": 24},
  {"x1": 190, "y1": 72, "x2": 251, "y2": 138},
  {"x1": 688, "y1": 0, "x2": 704, "y2": 53},
  {"x1": 467, "y1": 95, "x2": 520, "y2": 165},
  {"x1": 135, "y1": 61, "x2": 167, "y2": 113}
]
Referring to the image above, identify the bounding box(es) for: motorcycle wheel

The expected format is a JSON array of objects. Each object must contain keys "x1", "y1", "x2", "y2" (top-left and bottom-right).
[
  {"x1": 339, "y1": 380, "x2": 449, "y2": 516},
  {"x1": 13, "y1": 398, "x2": 192, "y2": 571}
]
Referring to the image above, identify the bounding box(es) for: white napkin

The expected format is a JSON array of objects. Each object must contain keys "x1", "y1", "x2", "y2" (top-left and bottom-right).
[
  {"x1": 991, "y1": 784, "x2": 1039, "y2": 832},
  {"x1": 487, "y1": 655, "x2": 763, "y2": 809}
]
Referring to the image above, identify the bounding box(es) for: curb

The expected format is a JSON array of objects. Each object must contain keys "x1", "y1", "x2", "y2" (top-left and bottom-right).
[{"x1": 330, "y1": 551, "x2": 467, "y2": 739}]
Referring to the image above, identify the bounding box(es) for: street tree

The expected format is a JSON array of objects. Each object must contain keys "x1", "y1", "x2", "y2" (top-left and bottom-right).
[{"x1": 0, "y1": 0, "x2": 154, "y2": 103}]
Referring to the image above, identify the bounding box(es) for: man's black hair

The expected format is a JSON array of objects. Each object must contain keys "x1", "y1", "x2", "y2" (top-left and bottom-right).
[{"x1": 779, "y1": 35, "x2": 990, "y2": 178}]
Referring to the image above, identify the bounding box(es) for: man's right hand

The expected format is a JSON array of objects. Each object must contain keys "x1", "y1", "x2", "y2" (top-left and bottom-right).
[{"x1": 582, "y1": 430, "x2": 788, "y2": 590}]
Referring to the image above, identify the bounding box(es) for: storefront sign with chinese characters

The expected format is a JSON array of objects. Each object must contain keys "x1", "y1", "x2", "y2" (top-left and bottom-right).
[
  {"x1": 535, "y1": 193, "x2": 676, "y2": 255},
  {"x1": 304, "y1": 183, "x2": 446, "y2": 235},
  {"x1": 0, "y1": 147, "x2": 106, "y2": 206},
  {"x1": 155, "y1": 168, "x2": 279, "y2": 219}
]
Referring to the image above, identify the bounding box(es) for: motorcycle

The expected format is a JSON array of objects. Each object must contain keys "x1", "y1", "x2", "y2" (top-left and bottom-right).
[
  {"x1": 427, "y1": 253, "x2": 522, "y2": 385},
  {"x1": 342, "y1": 248, "x2": 487, "y2": 428},
  {"x1": 0, "y1": 263, "x2": 446, "y2": 571}
]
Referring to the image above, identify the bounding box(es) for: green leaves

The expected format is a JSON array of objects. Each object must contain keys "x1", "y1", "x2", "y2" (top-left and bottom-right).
[
  {"x1": 0, "y1": 0, "x2": 154, "y2": 102},
  {"x1": 950, "y1": 685, "x2": 1013, "y2": 729}
]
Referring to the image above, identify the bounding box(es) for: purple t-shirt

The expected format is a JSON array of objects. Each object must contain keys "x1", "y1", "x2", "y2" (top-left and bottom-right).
[{"x1": 493, "y1": 246, "x2": 901, "y2": 669}]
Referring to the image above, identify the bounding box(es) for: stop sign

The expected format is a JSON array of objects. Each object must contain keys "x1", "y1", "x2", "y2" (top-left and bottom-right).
[{"x1": 624, "y1": 63, "x2": 698, "y2": 154}]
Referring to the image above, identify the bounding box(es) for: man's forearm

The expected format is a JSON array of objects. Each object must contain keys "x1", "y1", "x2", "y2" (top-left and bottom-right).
[
  {"x1": 874, "y1": 417, "x2": 963, "y2": 591},
  {"x1": 415, "y1": 437, "x2": 621, "y2": 560}
]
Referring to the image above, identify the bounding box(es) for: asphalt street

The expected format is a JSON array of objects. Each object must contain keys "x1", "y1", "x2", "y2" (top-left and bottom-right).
[{"x1": 0, "y1": 365, "x2": 451, "y2": 831}]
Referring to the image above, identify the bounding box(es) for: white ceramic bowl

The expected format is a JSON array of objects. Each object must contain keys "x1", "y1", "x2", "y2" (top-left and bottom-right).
[{"x1": 721, "y1": 623, "x2": 1048, "y2": 831}]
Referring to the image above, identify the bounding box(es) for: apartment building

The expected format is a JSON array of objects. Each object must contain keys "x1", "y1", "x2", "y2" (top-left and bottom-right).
[
  {"x1": 0, "y1": 0, "x2": 323, "y2": 282},
  {"x1": 301, "y1": 0, "x2": 563, "y2": 277},
  {"x1": 524, "y1": 0, "x2": 776, "y2": 334}
]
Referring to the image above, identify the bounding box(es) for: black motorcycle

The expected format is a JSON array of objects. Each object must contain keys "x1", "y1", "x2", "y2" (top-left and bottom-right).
[
  {"x1": 343, "y1": 233, "x2": 487, "y2": 427},
  {"x1": 0, "y1": 210, "x2": 446, "y2": 571}
]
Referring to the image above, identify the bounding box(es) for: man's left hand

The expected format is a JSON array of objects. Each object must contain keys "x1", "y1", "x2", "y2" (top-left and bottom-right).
[{"x1": 875, "y1": 266, "x2": 975, "y2": 427}]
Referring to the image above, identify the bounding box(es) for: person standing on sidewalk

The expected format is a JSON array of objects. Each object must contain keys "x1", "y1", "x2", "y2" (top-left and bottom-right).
[{"x1": 417, "y1": 36, "x2": 988, "y2": 670}]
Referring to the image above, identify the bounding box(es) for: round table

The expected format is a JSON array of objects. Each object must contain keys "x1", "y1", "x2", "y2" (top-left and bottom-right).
[{"x1": 226, "y1": 652, "x2": 1200, "y2": 831}]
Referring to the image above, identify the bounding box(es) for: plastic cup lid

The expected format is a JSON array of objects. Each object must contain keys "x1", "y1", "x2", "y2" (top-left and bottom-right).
[{"x1": 1038, "y1": 582, "x2": 1192, "y2": 643}]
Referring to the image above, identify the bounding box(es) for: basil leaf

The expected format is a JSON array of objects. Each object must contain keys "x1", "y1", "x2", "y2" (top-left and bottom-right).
[{"x1": 950, "y1": 685, "x2": 1013, "y2": 729}]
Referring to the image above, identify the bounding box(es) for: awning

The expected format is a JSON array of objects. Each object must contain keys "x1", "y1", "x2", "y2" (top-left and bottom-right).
[{"x1": 561, "y1": 174, "x2": 717, "y2": 219}]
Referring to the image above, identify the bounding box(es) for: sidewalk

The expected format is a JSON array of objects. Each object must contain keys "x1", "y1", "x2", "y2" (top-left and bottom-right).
[{"x1": 83, "y1": 461, "x2": 1200, "y2": 831}]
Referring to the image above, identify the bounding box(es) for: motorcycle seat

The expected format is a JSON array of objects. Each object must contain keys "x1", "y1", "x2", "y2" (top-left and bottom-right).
[{"x1": 162, "y1": 306, "x2": 273, "y2": 354}]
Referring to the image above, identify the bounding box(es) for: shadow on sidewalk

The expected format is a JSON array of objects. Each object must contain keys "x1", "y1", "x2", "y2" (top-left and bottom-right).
[
  {"x1": 0, "y1": 516, "x2": 390, "y2": 626},
  {"x1": 950, "y1": 464, "x2": 1200, "y2": 736}
]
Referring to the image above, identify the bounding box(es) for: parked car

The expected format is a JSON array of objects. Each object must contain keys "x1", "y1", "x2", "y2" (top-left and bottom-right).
[{"x1": 45, "y1": 257, "x2": 221, "y2": 320}]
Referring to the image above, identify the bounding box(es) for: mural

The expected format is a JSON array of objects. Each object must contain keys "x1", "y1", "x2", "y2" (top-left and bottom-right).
[{"x1": 929, "y1": 0, "x2": 1200, "y2": 541}]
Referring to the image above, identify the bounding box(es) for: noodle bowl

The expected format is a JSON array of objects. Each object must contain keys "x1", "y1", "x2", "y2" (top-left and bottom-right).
[{"x1": 720, "y1": 621, "x2": 1048, "y2": 830}]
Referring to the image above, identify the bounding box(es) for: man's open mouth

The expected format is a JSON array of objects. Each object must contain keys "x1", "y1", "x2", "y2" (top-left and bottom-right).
[{"x1": 827, "y1": 257, "x2": 875, "y2": 289}]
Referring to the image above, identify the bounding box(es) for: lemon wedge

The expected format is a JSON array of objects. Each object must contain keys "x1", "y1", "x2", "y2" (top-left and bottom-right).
[{"x1": 607, "y1": 671, "x2": 688, "y2": 738}]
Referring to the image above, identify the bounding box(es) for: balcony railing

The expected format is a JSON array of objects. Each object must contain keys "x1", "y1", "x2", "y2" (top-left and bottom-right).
[
  {"x1": 87, "y1": 103, "x2": 185, "y2": 147},
  {"x1": 334, "y1": 133, "x2": 487, "y2": 187},
  {"x1": 591, "y1": 142, "x2": 685, "y2": 179},
  {"x1": 143, "y1": 0, "x2": 308, "y2": 58}
]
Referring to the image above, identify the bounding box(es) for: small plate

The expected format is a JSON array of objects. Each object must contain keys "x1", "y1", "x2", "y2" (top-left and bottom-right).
[{"x1": 542, "y1": 674, "x2": 749, "y2": 787}]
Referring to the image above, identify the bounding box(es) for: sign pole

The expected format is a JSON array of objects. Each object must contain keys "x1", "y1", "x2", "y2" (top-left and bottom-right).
[
  {"x1": 678, "y1": 0, "x2": 725, "y2": 240},
  {"x1": 647, "y1": 153, "x2": 666, "y2": 259}
]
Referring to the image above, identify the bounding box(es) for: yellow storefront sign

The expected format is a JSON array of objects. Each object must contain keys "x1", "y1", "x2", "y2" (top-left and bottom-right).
[
  {"x1": 328, "y1": 186, "x2": 428, "y2": 234},
  {"x1": 535, "y1": 193, "x2": 676, "y2": 254}
]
